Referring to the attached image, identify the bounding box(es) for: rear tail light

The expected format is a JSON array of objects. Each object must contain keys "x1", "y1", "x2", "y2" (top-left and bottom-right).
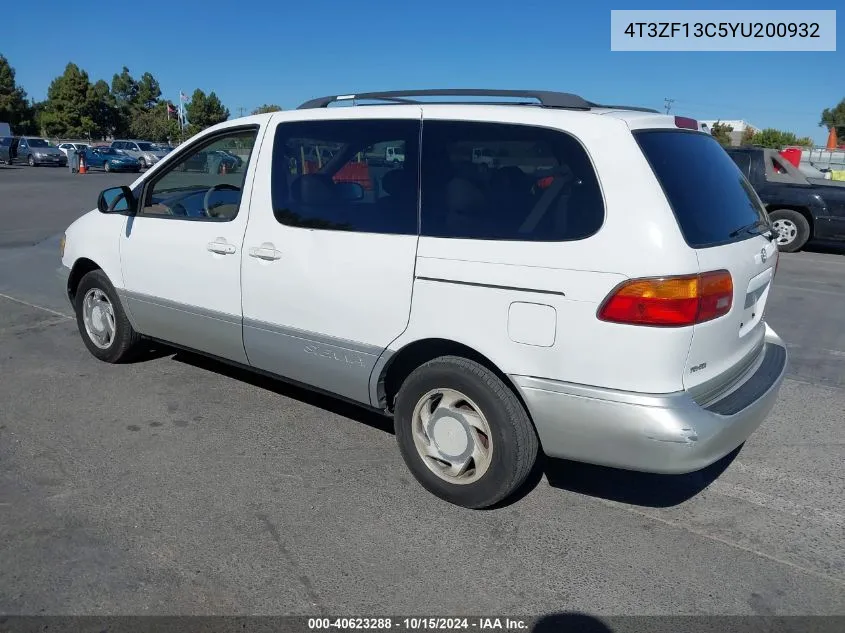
[
  {"x1": 674, "y1": 116, "x2": 699, "y2": 130},
  {"x1": 598, "y1": 270, "x2": 733, "y2": 327}
]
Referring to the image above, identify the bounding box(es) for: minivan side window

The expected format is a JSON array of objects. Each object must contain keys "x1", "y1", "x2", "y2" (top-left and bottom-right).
[
  {"x1": 270, "y1": 119, "x2": 420, "y2": 235},
  {"x1": 420, "y1": 120, "x2": 604, "y2": 241},
  {"x1": 140, "y1": 127, "x2": 258, "y2": 221}
]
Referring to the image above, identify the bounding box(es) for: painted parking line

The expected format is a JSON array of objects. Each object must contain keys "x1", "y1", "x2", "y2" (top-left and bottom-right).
[{"x1": 0, "y1": 292, "x2": 73, "y2": 320}]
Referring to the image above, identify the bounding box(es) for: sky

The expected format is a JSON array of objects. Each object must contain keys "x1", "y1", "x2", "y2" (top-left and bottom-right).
[{"x1": 3, "y1": 0, "x2": 843, "y2": 144}]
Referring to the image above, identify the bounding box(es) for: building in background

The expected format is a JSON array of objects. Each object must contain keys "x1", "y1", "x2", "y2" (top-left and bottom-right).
[{"x1": 699, "y1": 120, "x2": 760, "y2": 146}]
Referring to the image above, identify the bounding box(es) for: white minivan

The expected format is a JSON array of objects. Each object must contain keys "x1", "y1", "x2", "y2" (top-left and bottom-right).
[{"x1": 59, "y1": 89, "x2": 788, "y2": 509}]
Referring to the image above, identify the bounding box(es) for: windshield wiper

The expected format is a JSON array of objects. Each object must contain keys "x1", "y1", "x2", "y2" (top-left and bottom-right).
[{"x1": 729, "y1": 220, "x2": 773, "y2": 239}]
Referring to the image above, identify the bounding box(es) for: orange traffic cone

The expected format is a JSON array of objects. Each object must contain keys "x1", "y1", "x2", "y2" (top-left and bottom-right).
[{"x1": 826, "y1": 126, "x2": 838, "y2": 150}]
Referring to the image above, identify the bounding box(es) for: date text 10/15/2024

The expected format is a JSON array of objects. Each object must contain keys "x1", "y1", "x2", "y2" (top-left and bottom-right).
[{"x1": 307, "y1": 618, "x2": 528, "y2": 631}]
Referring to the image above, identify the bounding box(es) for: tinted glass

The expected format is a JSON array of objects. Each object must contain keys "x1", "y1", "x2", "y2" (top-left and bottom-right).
[
  {"x1": 137, "y1": 142, "x2": 155, "y2": 151},
  {"x1": 420, "y1": 121, "x2": 604, "y2": 241},
  {"x1": 727, "y1": 151, "x2": 751, "y2": 178},
  {"x1": 271, "y1": 119, "x2": 420, "y2": 235},
  {"x1": 28, "y1": 138, "x2": 49, "y2": 148},
  {"x1": 143, "y1": 129, "x2": 258, "y2": 221},
  {"x1": 635, "y1": 131, "x2": 768, "y2": 248}
]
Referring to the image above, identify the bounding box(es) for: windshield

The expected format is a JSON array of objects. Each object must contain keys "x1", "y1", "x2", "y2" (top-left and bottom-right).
[
  {"x1": 97, "y1": 148, "x2": 118, "y2": 155},
  {"x1": 634, "y1": 130, "x2": 769, "y2": 248},
  {"x1": 28, "y1": 139, "x2": 50, "y2": 148},
  {"x1": 137, "y1": 142, "x2": 157, "y2": 151}
]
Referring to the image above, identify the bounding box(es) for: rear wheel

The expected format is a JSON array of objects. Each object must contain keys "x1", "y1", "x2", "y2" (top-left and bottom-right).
[
  {"x1": 74, "y1": 270, "x2": 142, "y2": 363},
  {"x1": 394, "y1": 356, "x2": 539, "y2": 509},
  {"x1": 769, "y1": 209, "x2": 810, "y2": 253}
]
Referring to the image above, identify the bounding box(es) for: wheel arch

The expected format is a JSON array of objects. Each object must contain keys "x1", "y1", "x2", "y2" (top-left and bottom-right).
[
  {"x1": 67, "y1": 257, "x2": 104, "y2": 303},
  {"x1": 374, "y1": 337, "x2": 533, "y2": 420}
]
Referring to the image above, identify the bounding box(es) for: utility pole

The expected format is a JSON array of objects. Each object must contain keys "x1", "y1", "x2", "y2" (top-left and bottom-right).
[
  {"x1": 237, "y1": 106, "x2": 246, "y2": 118},
  {"x1": 664, "y1": 98, "x2": 675, "y2": 114}
]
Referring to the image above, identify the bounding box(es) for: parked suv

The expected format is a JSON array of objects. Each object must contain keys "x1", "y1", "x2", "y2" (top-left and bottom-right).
[
  {"x1": 111, "y1": 139, "x2": 169, "y2": 168},
  {"x1": 59, "y1": 89, "x2": 788, "y2": 509}
]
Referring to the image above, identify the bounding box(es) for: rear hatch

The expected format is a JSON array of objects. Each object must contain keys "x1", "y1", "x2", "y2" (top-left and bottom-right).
[{"x1": 635, "y1": 130, "x2": 778, "y2": 396}]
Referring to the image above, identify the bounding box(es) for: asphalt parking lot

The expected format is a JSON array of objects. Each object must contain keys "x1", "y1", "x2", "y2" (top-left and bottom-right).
[{"x1": 1, "y1": 165, "x2": 844, "y2": 618}]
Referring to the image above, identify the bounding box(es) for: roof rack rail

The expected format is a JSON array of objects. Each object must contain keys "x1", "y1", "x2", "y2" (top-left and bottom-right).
[
  {"x1": 597, "y1": 104, "x2": 661, "y2": 114},
  {"x1": 297, "y1": 89, "x2": 595, "y2": 110}
]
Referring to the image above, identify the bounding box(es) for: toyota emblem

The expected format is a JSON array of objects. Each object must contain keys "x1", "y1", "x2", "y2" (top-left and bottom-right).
[{"x1": 761, "y1": 248, "x2": 768, "y2": 263}]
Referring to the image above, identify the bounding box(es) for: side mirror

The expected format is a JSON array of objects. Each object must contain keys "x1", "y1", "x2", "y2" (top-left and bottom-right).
[
  {"x1": 98, "y1": 186, "x2": 136, "y2": 214},
  {"x1": 335, "y1": 181, "x2": 365, "y2": 201}
]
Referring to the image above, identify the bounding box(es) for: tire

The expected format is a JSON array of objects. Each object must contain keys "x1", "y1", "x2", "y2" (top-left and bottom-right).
[
  {"x1": 138, "y1": 157, "x2": 147, "y2": 169},
  {"x1": 74, "y1": 269, "x2": 142, "y2": 363},
  {"x1": 104, "y1": 162, "x2": 111, "y2": 172},
  {"x1": 27, "y1": 154, "x2": 35, "y2": 167},
  {"x1": 769, "y1": 209, "x2": 810, "y2": 253},
  {"x1": 394, "y1": 355, "x2": 539, "y2": 509}
]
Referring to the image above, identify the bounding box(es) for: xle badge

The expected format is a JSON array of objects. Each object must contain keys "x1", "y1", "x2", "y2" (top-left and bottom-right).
[{"x1": 304, "y1": 344, "x2": 366, "y2": 367}]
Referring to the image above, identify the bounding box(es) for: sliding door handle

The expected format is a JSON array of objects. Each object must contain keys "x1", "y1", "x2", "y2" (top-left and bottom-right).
[{"x1": 248, "y1": 243, "x2": 282, "y2": 261}]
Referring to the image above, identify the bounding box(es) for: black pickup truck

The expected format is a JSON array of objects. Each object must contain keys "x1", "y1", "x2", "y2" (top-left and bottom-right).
[{"x1": 725, "y1": 146, "x2": 845, "y2": 252}]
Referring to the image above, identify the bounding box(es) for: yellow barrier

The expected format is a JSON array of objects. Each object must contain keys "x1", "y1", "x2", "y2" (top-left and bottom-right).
[{"x1": 831, "y1": 170, "x2": 845, "y2": 181}]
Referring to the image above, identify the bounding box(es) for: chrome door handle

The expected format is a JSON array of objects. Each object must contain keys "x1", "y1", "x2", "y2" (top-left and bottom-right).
[
  {"x1": 248, "y1": 243, "x2": 282, "y2": 261},
  {"x1": 207, "y1": 240, "x2": 236, "y2": 255}
]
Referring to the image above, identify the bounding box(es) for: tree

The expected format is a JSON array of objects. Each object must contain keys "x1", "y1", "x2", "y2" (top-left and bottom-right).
[
  {"x1": 252, "y1": 104, "x2": 282, "y2": 114},
  {"x1": 749, "y1": 128, "x2": 802, "y2": 149},
  {"x1": 184, "y1": 89, "x2": 229, "y2": 135},
  {"x1": 88, "y1": 79, "x2": 119, "y2": 138},
  {"x1": 130, "y1": 101, "x2": 181, "y2": 143},
  {"x1": 136, "y1": 72, "x2": 161, "y2": 110},
  {"x1": 740, "y1": 127, "x2": 755, "y2": 146},
  {"x1": 710, "y1": 121, "x2": 734, "y2": 146},
  {"x1": 40, "y1": 63, "x2": 100, "y2": 138},
  {"x1": 0, "y1": 55, "x2": 36, "y2": 134},
  {"x1": 819, "y1": 98, "x2": 845, "y2": 144},
  {"x1": 795, "y1": 136, "x2": 815, "y2": 147},
  {"x1": 111, "y1": 66, "x2": 138, "y2": 106}
]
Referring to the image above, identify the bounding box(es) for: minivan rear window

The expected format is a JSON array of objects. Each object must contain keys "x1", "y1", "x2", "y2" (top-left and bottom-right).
[{"x1": 634, "y1": 130, "x2": 769, "y2": 248}]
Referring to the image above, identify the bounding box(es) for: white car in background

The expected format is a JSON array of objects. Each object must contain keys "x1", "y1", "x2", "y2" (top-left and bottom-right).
[{"x1": 57, "y1": 142, "x2": 90, "y2": 157}]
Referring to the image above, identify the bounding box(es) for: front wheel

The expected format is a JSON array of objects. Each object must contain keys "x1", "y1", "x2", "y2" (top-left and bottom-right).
[
  {"x1": 27, "y1": 155, "x2": 35, "y2": 167},
  {"x1": 74, "y1": 270, "x2": 142, "y2": 363},
  {"x1": 394, "y1": 356, "x2": 539, "y2": 509},
  {"x1": 104, "y1": 162, "x2": 111, "y2": 172},
  {"x1": 769, "y1": 209, "x2": 810, "y2": 253},
  {"x1": 138, "y1": 157, "x2": 147, "y2": 169}
]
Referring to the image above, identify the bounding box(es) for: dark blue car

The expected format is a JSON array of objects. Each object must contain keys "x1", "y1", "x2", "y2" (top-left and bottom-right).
[{"x1": 83, "y1": 147, "x2": 141, "y2": 173}]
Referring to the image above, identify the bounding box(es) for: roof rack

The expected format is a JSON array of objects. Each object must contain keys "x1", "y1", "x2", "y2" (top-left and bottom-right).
[
  {"x1": 297, "y1": 89, "x2": 594, "y2": 110},
  {"x1": 296, "y1": 89, "x2": 661, "y2": 113}
]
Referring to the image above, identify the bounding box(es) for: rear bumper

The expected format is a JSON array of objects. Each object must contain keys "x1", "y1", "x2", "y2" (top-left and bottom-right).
[{"x1": 511, "y1": 324, "x2": 788, "y2": 474}]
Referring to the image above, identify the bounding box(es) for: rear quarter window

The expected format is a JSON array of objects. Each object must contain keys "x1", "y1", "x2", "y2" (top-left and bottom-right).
[
  {"x1": 420, "y1": 120, "x2": 604, "y2": 241},
  {"x1": 635, "y1": 131, "x2": 768, "y2": 248}
]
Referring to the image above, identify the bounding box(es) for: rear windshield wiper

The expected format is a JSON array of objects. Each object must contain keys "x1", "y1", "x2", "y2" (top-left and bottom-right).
[{"x1": 729, "y1": 220, "x2": 775, "y2": 240}]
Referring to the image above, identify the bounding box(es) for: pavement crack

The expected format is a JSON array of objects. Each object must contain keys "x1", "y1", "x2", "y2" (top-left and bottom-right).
[
  {"x1": 599, "y1": 498, "x2": 845, "y2": 589},
  {"x1": 255, "y1": 512, "x2": 325, "y2": 614}
]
